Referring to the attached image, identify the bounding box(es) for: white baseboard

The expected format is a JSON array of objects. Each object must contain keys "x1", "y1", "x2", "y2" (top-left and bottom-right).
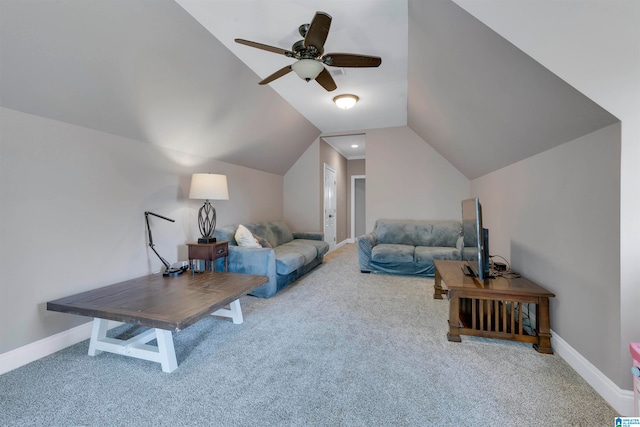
[
  {"x1": 0, "y1": 319, "x2": 122, "y2": 376},
  {"x1": 336, "y1": 239, "x2": 349, "y2": 249},
  {"x1": 551, "y1": 329, "x2": 634, "y2": 416},
  {"x1": 327, "y1": 239, "x2": 350, "y2": 253}
]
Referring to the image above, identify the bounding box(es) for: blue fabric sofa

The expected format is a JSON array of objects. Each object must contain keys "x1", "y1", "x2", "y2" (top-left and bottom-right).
[
  {"x1": 213, "y1": 221, "x2": 329, "y2": 298},
  {"x1": 357, "y1": 219, "x2": 463, "y2": 277}
]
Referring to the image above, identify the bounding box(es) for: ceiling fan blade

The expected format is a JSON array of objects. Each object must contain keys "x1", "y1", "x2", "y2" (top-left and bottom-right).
[
  {"x1": 259, "y1": 65, "x2": 293, "y2": 85},
  {"x1": 324, "y1": 53, "x2": 382, "y2": 68},
  {"x1": 304, "y1": 12, "x2": 331, "y2": 53},
  {"x1": 315, "y1": 67, "x2": 337, "y2": 92},
  {"x1": 235, "y1": 39, "x2": 293, "y2": 57}
]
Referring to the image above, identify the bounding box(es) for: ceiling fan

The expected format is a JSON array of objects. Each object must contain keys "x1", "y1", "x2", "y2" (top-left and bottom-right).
[{"x1": 235, "y1": 11, "x2": 382, "y2": 92}]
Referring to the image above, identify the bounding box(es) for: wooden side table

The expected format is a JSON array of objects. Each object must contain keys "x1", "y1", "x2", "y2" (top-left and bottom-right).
[{"x1": 187, "y1": 241, "x2": 229, "y2": 272}]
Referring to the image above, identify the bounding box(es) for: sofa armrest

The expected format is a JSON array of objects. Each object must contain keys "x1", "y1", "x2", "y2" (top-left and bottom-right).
[
  {"x1": 358, "y1": 232, "x2": 377, "y2": 247},
  {"x1": 216, "y1": 246, "x2": 278, "y2": 298},
  {"x1": 356, "y1": 232, "x2": 377, "y2": 272},
  {"x1": 292, "y1": 231, "x2": 324, "y2": 241}
]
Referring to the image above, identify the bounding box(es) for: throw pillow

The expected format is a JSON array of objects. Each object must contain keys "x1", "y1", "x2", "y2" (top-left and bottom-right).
[
  {"x1": 235, "y1": 224, "x2": 260, "y2": 247},
  {"x1": 254, "y1": 235, "x2": 272, "y2": 248}
]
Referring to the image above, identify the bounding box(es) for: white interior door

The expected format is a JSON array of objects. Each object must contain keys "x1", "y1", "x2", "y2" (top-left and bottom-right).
[{"x1": 324, "y1": 164, "x2": 337, "y2": 251}]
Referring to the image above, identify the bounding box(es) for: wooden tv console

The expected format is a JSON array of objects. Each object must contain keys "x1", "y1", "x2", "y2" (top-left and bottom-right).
[{"x1": 433, "y1": 260, "x2": 555, "y2": 354}]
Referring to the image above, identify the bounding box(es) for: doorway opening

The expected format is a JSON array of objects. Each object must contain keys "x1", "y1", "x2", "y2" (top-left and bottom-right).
[{"x1": 351, "y1": 175, "x2": 366, "y2": 241}]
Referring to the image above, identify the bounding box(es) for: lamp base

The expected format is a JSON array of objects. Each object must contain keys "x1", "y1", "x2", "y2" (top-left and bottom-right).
[
  {"x1": 163, "y1": 268, "x2": 185, "y2": 277},
  {"x1": 197, "y1": 237, "x2": 217, "y2": 243}
]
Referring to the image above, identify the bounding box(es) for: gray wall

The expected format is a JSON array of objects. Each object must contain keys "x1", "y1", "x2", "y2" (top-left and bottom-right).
[
  {"x1": 454, "y1": 0, "x2": 639, "y2": 392},
  {"x1": 472, "y1": 123, "x2": 621, "y2": 386},
  {"x1": 284, "y1": 139, "x2": 349, "y2": 244},
  {"x1": 283, "y1": 139, "x2": 320, "y2": 232},
  {"x1": 286, "y1": 126, "x2": 469, "y2": 242},
  {"x1": 365, "y1": 126, "x2": 470, "y2": 231},
  {"x1": 0, "y1": 107, "x2": 285, "y2": 353}
]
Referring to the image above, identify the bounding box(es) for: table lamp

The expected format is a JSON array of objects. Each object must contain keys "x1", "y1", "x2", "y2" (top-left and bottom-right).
[{"x1": 189, "y1": 173, "x2": 229, "y2": 243}]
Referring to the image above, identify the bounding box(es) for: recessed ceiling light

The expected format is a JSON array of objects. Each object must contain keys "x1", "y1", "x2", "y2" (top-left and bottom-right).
[
  {"x1": 333, "y1": 94, "x2": 359, "y2": 109},
  {"x1": 351, "y1": 144, "x2": 359, "y2": 148}
]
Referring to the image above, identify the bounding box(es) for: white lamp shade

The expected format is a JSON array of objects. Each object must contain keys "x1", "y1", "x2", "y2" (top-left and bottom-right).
[
  {"x1": 291, "y1": 59, "x2": 324, "y2": 81},
  {"x1": 189, "y1": 173, "x2": 229, "y2": 200}
]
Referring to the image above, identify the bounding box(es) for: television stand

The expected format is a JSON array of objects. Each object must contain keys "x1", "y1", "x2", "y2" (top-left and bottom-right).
[{"x1": 433, "y1": 260, "x2": 555, "y2": 354}]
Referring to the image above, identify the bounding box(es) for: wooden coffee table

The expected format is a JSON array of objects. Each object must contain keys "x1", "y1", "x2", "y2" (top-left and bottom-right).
[
  {"x1": 47, "y1": 271, "x2": 268, "y2": 372},
  {"x1": 433, "y1": 260, "x2": 555, "y2": 353}
]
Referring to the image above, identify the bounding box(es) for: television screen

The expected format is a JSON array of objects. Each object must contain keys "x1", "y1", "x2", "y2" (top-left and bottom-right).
[{"x1": 461, "y1": 197, "x2": 487, "y2": 280}]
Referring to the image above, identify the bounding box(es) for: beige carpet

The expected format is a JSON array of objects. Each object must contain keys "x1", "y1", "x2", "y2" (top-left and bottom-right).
[{"x1": 0, "y1": 243, "x2": 619, "y2": 426}]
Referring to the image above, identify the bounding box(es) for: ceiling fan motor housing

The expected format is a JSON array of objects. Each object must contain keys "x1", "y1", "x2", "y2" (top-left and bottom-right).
[
  {"x1": 292, "y1": 40, "x2": 306, "y2": 55},
  {"x1": 292, "y1": 40, "x2": 322, "y2": 59}
]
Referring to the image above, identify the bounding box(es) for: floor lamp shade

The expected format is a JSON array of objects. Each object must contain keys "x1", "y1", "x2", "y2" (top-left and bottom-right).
[{"x1": 189, "y1": 173, "x2": 229, "y2": 243}]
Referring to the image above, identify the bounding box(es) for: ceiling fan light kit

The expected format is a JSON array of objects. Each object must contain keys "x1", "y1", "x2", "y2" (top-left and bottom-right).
[
  {"x1": 291, "y1": 59, "x2": 324, "y2": 81},
  {"x1": 333, "y1": 94, "x2": 359, "y2": 109},
  {"x1": 235, "y1": 11, "x2": 381, "y2": 92}
]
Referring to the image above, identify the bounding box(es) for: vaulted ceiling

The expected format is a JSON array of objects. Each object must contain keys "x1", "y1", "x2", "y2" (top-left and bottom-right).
[{"x1": 0, "y1": 0, "x2": 617, "y2": 178}]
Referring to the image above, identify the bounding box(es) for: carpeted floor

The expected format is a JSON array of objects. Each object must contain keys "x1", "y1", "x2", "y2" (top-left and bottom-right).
[{"x1": 0, "y1": 243, "x2": 619, "y2": 426}]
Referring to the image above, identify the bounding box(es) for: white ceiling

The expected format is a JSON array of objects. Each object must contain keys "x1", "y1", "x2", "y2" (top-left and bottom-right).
[
  {"x1": 0, "y1": 0, "x2": 619, "y2": 178},
  {"x1": 175, "y1": 0, "x2": 618, "y2": 175},
  {"x1": 0, "y1": 0, "x2": 322, "y2": 175},
  {"x1": 321, "y1": 134, "x2": 366, "y2": 160},
  {"x1": 176, "y1": 0, "x2": 408, "y2": 134}
]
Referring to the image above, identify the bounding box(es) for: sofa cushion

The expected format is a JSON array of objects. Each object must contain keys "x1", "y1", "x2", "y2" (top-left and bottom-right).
[
  {"x1": 374, "y1": 219, "x2": 461, "y2": 247},
  {"x1": 255, "y1": 235, "x2": 273, "y2": 248},
  {"x1": 286, "y1": 239, "x2": 330, "y2": 258},
  {"x1": 279, "y1": 242, "x2": 318, "y2": 265},
  {"x1": 273, "y1": 246, "x2": 305, "y2": 275},
  {"x1": 213, "y1": 224, "x2": 239, "y2": 245},
  {"x1": 415, "y1": 246, "x2": 460, "y2": 264},
  {"x1": 235, "y1": 224, "x2": 261, "y2": 247},
  {"x1": 371, "y1": 244, "x2": 415, "y2": 264},
  {"x1": 245, "y1": 221, "x2": 294, "y2": 247}
]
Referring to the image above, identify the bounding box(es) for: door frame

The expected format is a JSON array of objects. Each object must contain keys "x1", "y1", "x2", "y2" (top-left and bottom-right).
[
  {"x1": 323, "y1": 163, "x2": 337, "y2": 251},
  {"x1": 350, "y1": 175, "x2": 365, "y2": 241}
]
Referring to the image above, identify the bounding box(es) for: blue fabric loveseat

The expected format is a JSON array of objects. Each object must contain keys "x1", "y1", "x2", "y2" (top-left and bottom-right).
[
  {"x1": 213, "y1": 221, "x2": 329, "y2": 298},
  {"x1": 357, "y1": 219, "x2": 463, "y2": 277}
]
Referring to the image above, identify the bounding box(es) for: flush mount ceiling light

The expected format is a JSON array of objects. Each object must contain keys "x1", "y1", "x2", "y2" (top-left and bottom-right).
[
  {"x1": 291, "y1": 59, "x2": 324, "y2": 82},
  {"x1": 333, "y1": 94, "x2": 359, "y2": 109}
]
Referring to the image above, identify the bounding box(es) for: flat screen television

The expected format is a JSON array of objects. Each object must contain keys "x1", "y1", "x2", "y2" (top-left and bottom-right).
[{"x1": 461, "y1": 197, "x2": 490, "y2": 280}]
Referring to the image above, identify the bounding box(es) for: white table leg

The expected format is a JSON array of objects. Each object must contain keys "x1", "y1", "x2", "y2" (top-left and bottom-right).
[
  {"x1": 88, "y1": 318, "x2": 108, "y2": 356},
  {"x1": 155, "y1": 329, "x2": 178, "y2": 373},
  {"x1": 86, "y1": 318, "x2": 178, "y2": 373},
  {"x1": 211, "y1": 298, "x2": 243, "y2": 324}
]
